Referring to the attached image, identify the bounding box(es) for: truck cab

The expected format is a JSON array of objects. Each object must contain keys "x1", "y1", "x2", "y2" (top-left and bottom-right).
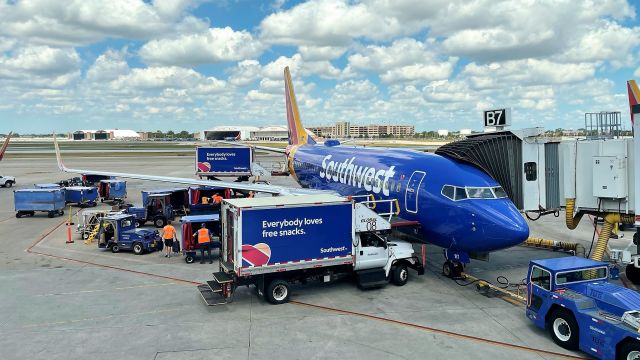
[
  {"x1": 1, "y1": 175, "x2": 16, "y2": 188},
  {"x1": 527, "y1": 256, "x2": 640, "y2": 360},
  {"x1": 128, "y1": 193, "x2": 174, "y2": 228},
  {"x1": 97, "y1": 214, "x2": 162, "y2": 255}
]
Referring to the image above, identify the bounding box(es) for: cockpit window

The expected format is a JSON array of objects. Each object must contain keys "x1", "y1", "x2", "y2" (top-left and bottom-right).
[
  {"x1": 466, "y1": 187, "x2": 495, "y2": 199},
  {"x1": 442, "y1": 185, "x2": 454, "y2": 200},
  {"x1": 493, "y1": 186, "x2": 508, "y2": 198},
  {"x1": 442, "y1": 185, "x2": 508, "y2": 201}
]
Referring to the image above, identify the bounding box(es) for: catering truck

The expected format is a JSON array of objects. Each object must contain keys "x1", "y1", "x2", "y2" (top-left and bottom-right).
[
  {"x1": 526, "y1": 256, "x2": 640, "y2": 360},
  {"x1": 195, "y1": 146, "x2": 253, "y2": 179},
  {"x1": 197, "y1": 194, "x2": 424, "y2": 306}
]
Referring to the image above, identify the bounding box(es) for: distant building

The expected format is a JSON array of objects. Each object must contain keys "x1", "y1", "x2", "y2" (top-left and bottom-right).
[
  {"x1": 68, "y1": 129, "x2": 141, "y2": 140},
  {"x1": 307, "y1": 121, "x2": 415, "y2": 138},
  {"x1": 437, "y1": 129, "x2": 449, "y2": 137},
  {"x1": 459, "y1": 129, "x2": 472, "y2": 136},
  {"x1": 250, "y1": 126, "x2": 288, "y2": 141},
  {"x1": 202, "y1": 126, "x2": 259, "y2": 141}
]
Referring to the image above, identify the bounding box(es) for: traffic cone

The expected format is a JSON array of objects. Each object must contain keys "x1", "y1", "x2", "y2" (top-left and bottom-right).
[{"x1": 66, "y1": 223, "x2": 74, "y2": 244}]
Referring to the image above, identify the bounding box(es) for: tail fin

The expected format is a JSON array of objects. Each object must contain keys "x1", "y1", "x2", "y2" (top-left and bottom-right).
[
  {"x1": 627, "y1": 80, "x2": 640, "y2": 124},
  {"x1": 0, "y1": 132, "x2": 12, "y2": 161},
  {"x1": 284, "y1": 67, "x2": 315, "y2": 146}
]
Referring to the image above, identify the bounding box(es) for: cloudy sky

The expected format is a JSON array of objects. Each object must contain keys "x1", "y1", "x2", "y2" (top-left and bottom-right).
[{"x1": 1, "y1": 0, "x2": 639, "y2": 133}]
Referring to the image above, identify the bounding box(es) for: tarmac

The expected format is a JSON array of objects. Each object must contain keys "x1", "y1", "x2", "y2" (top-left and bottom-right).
[{"x1": 0, "y1": 153, "x2": 626, "y2": 360}]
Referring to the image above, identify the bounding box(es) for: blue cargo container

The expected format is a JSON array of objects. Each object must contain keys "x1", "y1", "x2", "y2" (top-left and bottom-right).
[
  {"x1": 98, "y1": 180, "x2": 126, "y2": 202},
  {"x1": 34, "y1": 183, "x2": 62, "y2": 189},
  {"x1": 15, "y1": 188, "x2": 66, "y2": 218},
  {"x1": 195, "y1": 146, "x2": 252, "y2": 177},
  {"x1": 64, "y1": 186, "x2": 98, "y2": 207},
  {"x1": 180, "y1": 214, "x2": 220, "y2": 264}
]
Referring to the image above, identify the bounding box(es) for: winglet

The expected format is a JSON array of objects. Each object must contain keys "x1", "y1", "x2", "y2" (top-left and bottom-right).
[
  {"x1": 0, "y1": 131, "x2": 12, "y2": 161},
  {"x1": 53, "y1": 134, "x2": 66, "y2": 172},
  {"x1": 628, "y1": 80, "x2": 640, "y2": 125},
  {"x1": 284, "y1": 67, "x2": 315, "y2": 146}
]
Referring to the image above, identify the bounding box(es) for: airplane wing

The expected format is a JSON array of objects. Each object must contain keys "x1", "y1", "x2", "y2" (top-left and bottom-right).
[
  {"x1": 0, "y1": 132, "x2": 12, "y2": 161},
  {"x1": 212, "y1": 140, "x2": 287, "y2": 154},
  {"x1": 53, "y1": 136, "x2": 326, "y2": 196}
]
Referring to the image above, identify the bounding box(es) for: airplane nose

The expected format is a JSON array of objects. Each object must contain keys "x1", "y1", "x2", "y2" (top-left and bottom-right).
[{"x1": 471, "y1": 201, "x2": 529, "y2": 252}]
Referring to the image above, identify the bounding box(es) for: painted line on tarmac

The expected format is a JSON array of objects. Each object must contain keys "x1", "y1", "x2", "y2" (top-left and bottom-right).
[
  {"x1": 290, "y1": 300, "x2": 586, "y2": 360},
  {"x1": 27, "y1": 218, "x2": 585, "y2": 359},
  {"x1": 22, "y1": 306, "x2": 187, "y2": 328},
  {"x1": 33, "y1": 282, "x2": 176, "y2": 297}
]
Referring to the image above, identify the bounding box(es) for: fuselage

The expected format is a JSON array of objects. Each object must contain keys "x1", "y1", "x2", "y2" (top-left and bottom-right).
[{"x1": 287, "y1": 143, "x2": 529, "y2": 255}]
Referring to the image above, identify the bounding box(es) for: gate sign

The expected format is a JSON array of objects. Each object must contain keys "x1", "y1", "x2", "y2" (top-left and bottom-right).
[{"x1": 483, "y1": 108, "x2": 511, "y2": 127}]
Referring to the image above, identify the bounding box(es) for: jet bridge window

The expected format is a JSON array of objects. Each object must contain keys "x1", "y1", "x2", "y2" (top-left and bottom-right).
[
  {"x1": 530, "y1": 266, "x2": 551, "y2": 290},
  {"x1": 524, "y1": 162, "x2": 537, "y2": 181}
]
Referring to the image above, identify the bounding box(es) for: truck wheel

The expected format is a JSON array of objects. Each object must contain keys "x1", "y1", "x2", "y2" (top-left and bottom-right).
[
  {"x1": 266, "y1": 279, "x2": 290, "y2": 305},
  {"x1": 82, "y1": 232, "x2": 89, "y2": 240},
  {"x1": 132, "y1": 242, "x2": 144, "y2": 255},
  {"x1": 48, "y1": 211, "x2": 55, "y2": 218},
  {"x1": 153, "y1": 216, "x2": 166, "y2": 228},
  {"x1": 626, "y1": 264, "x2": 640, "y2": 285},
  {"x1": 548, "y1": 309, "x2": 579, "y2": 350},
  {"x1": 442, "y1": 261, "x2": 454, "y2": 278},
  {"x1": 5, "y1": 181, "x2": 12, "y2": 188},
  {"x1": 185, "y1": 255, "x2": 194, "y2": 264},
  {"x1": 59, "y1": 210, "x2": 64, "y2": 216},
  {"x1": 111, "y1": 244, "x2": 120, "y2": 253},
  {"x1": 392, "y1": 263, "x2": 409, "y2": 286},
  {"x1": 16, "y1": 211, "x2": 23, "y2": 218},
  {"x1": 618, "y1": 341, "x2": 640, "y2": 360}
]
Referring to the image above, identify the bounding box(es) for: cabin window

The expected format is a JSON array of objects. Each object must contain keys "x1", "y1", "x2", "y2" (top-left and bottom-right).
[
  {"x1": 493, "y1": 186, "x2": 508, "y2": 198},
  {"x1": 441, "y1": 185, "x2": 455, "y2": 200},
  {"x1": 556, "y1": 267, "x2": 607, "y2": 285},
  {"x1": 530, "y1": 266, "x2": 551, "y2": 290}
]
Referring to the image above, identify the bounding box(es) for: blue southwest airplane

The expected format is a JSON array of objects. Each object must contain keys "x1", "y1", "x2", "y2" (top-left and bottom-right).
[{"x1": 53, "y1": 67, "x2": 529, "y2": 276}]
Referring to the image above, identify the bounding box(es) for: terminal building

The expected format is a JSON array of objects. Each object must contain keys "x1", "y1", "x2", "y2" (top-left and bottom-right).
[
  {"x1": 307, "y1": 121, "x2": 415, "y2": 138},
  {"x1": 201, "y1": 126, "x2": 290, "y2": 141}
]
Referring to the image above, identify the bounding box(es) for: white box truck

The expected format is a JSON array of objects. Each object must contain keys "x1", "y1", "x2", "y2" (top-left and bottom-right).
[{"x1": 197, "y1": 194, "x2": 424, "y2": 305}]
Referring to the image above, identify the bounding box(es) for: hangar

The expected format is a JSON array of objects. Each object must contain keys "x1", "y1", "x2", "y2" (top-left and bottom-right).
[{"x1": 201, "y1": 126, "x2": 258, "y2": 141}]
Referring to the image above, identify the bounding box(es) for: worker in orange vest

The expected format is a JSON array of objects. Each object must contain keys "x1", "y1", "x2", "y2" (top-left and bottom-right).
[
  {"x1": 161, "y1": 224, "x2": 177, "y2": 258},
  {"x1": 192, "y1": 223, "x2": 213, "y2": 264},
  {"x1": 212, "y1": 193, "x2": 223, "y2": 204}
]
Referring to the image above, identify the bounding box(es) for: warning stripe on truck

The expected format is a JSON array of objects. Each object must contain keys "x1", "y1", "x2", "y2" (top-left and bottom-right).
[{"x1": 238, "y1": 256, "x2": 353, "y2": 276}]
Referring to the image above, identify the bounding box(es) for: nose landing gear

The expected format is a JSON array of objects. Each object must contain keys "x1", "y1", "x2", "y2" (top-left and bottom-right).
[{"x1": 442, "y1": 260, "x2": 464, "y2": 278}]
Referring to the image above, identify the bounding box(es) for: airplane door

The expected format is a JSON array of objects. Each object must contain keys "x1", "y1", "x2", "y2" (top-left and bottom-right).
[{"x1": 405, "y1": 171, "x2": 425, "y2": 214}]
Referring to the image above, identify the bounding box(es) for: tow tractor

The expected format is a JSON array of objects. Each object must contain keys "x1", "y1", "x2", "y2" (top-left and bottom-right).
[
  {"x1": 126, "y1": 193, "x2": 174, "y2": 228},
  {"x1": 526, "y1": 256, "x2": 640, "y2": 360},
  {"x1": 96, "y1": 214, "x2": 162, "y2": 254},
  {"x1": 1, "y1": 175, "x2": 15, "y2": 188},
  {"x1": 197, "y1": 194, "x2": 424, "y2": 306}
]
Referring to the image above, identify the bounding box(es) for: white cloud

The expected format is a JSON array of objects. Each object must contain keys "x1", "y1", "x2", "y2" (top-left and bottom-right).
[
  {"x1": 86, "y1": 49, "x2": 129, "y2": 82},
  {"x1": 299, "y1": 45, "x2": 347, "y2": 61},
  {"x1": 110, "y1": 66, "x2": 226, "y2": 93},
  {"x1": 0, "y1": 0, "x2": 197, "y2": 46},
  {"x1": 0, "y1": 45, "x2": 80, "y2": 88},
  {"x1": 139, "y1": 27, "x2": 264, "y2": 66},
  {"x1": 228, "y1": 60, "x2": 262, "y2": 87}
]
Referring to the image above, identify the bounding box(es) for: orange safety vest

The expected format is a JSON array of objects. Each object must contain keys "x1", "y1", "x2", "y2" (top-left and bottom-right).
[
  {"x1": 201, "y1": 196, "x2": 209, "y2": 204},
  {"x1": 197, "y1": 228, "x2": 210, "y2": 244},
  {"x1": 213, "y1": 195, "x2": 223, "y2": 204}
]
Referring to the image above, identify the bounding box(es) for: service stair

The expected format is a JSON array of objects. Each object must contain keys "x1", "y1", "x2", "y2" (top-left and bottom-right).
[
  {"x1": 83, "y1": 222, "x2": 102, "y2": 245},
  {"x1": 197, "y1": 272, "x2": 234, "y2": 306}
]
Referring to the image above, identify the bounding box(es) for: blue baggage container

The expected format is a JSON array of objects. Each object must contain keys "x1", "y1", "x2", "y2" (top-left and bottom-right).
[
  {"x1": 34, "y1": 183, "x2": 62, "y2": 189},
  {"x1": 14, "y1": 188, "x2": 65, "y2": 218},
  {"x1": 64, "y1": 186, "x2": 98, "y2": 207},
  {"x1": 99, "y1": 180, "x2": 127, "y2": 202}
]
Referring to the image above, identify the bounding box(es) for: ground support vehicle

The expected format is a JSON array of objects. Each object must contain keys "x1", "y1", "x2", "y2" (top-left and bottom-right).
[
  {"x1": 197, "y1": 194, "x2": 424, "y2": 305},
  {"x1": 64, "y1": 186, "x2": 98, "y2": 207},
  {"x1": 96, "y1": 214, "x2": 162, "y2": 255},
  {"x1": 98, "y1": 180, "x2": 126, "y2": 203},
  {"x1": 127, "y1": 193, "x2": 174, "y2": 228},
  {"x1": 82, "y1": 174, "x2": 113, "y2": 186},
  {"x1": 0, "y1": 175, "x2": 15, "y2": 188},
  {"x1": 76, "y1": 209, "x2": 124, "y2": 240},
  {"x1": 14, "y1": 188, "x2": 65, "y2": 218},
  {"x1": 188, "y1": 186, "x2": 230, "y2": 215},
  {"x1": 526, "y1": 256, "x2": 640, "y2": 360},
  {"x1": 180, "y1": 214, "x2": 221, "y2": 264},
  {"x1": 142, "y1": 188, "x2": 189, "y2": 216}
]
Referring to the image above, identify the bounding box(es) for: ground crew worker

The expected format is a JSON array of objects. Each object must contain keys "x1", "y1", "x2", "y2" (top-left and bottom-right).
[
  {"x1": 201, "y1": 196, "x2": 209, "y2": 204},
  {"x1": 247, "y1": 191, "x2": 255, "y2": 198},
  {"x1": 161, "y1": 224, "x2": 177, "y2": 258},
  {"x1": 212, "y1": 193, "x2": 223, "y2": 204},
  {"x1": 193, "y1": 223, "x2": 213, "y2": 264}
]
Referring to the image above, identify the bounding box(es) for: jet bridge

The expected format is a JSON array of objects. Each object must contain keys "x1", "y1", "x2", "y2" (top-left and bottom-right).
[{"x1": 435, "y1": 128, "x2": 560, "y2": 215}]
